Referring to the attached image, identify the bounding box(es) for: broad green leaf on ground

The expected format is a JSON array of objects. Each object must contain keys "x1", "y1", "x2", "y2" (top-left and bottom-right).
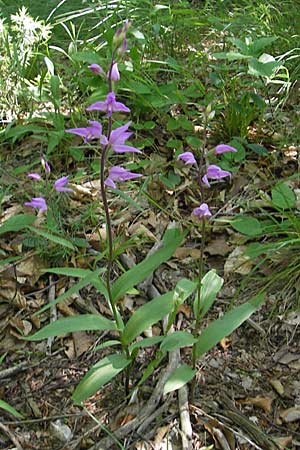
[
  {"x1": 25, "y1": 314, "x2": 116, "y2": 341},
  {"x1": 72, "y1": 353, "x2": 131, "y2": 404},
  {"x1": 248, "y1": 58, "x2": 282, "y2": 78},
  {"x1": 122, "y1": 279, "x2": 196, "y2": 345},
  {"x1": 271, "y1": 182, "x2": 295, "y2": 209},
  {"x1": 34, "y1": 268, "x2": 104, "y2": 315},
  {"x1": 28, "y1": 226, "x2": 75, "y2": 250},
  {"x1": 231, "y1": 216, "x2": 262, "y2": 236},
  {"x1": 160, "y1": 331, "x2": 197, "y2": 352},
  {"x1": 193, "y1": 270, "x2": 223, "y2": 319},
  {"x1": 0, "y1": 400, "x2": 23, "y2": 418},
  {"x1": 0, "y1": 214, "x2": 36, "y2": 234},
  {"x1": 163, "y1": 365, "x2": 196, "y2": 395},
  {"x1": 194, "y1": 293, "x2": 265, "y2": 360},
  {"x1": 111, "y1": 227, "x2": 185, "y2": 302}
]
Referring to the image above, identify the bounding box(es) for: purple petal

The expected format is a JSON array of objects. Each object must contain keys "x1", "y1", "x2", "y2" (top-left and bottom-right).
[
  {"x1": 215, "y1": 144, "x2": 238, "y2": 155},
  {"x1": 104, "y1": 177, "x2": 117, "y2": 189},
  {"x1": 202, "y1": 164, "x2": 231, "y2": 187},
  {"x1": 86, "y1": 101, "x2": 108, "y2": 112},
  {"x1": 27, "y1": 173, "x2": 41, "y2": 180},
  {"x1": 177, "y1": 152, "x2": 196, "y2": 165},
  {"x1": 41, "y1": 157, "x2": 51, "y2": 173},
  {"x1": 54, "y1": 176, "x2": 73, "y2": 193},
  {"x1": 24, "y1": 197, "x2": 47, "y2": 212},
  {"x1": 193, "y1": 203, "x2": 212, "y2": 220},
  {"x1": 112, "y1": 144, "x2": 142, "y2": 154},
  {"x1": 206, "y1": 165, "x2": 231, "y2": 179},
  {"x1": 66, "y1": 127, "x2": 89, "y2": 138},
  {"x1": 202, "y1": 174, "x2": 210, "y2": 188},
  {"x1": 66, "y1": 120, "x2": 104, "y2": 142},
  {"x1": 113, "y1": 100, "x2": 130, "y2": 113},
  {"x1": 106, "y1": 166, "x2": 142, "y2": 186},
  {"x1": 109, "y1": 122, "x2": 132, "y2": 144}
]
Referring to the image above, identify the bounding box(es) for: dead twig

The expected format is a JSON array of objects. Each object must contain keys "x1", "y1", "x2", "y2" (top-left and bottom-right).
[
  {"x1": 178, "y1": 384, "x2": 193, "y2": 450},
  {"x1": 0, "y1": 422, "x2": 24, "y2": 450}
]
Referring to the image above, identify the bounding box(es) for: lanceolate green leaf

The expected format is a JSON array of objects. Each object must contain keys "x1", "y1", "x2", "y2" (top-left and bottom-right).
[
  {"x1": 111, "y1": 227, "x2": 184, "y2": 302},
  {"x1": 0, "y1": 400, "x2": 23, "y2": 418},
  {"x1": 122, "y1": 290, "x2": 175, "y2": 346},
  {"x1": 163, "y1": 365, "x2": 196, "y2": 395},
  {"x1": 122, "y1": 279, "x2": 195, "y2": 346},
  {"x1": 25, "y1": 314, "x2": 116, "y2": 341},
  {"x1": 34, "y1": 268, "x2": 104, "y2": 316},
  {"x1": 193, "y1": 270, "x2": 223, "y2": 319},
  {"x1": 0, "y1": 214, "x2": 36, "y2": 234},
  {"x1": 194, "y1": 293, "x2": 265, "y2": 360},
  {"x1": 160, "y1": 331, "x2": 197, "y2": 352},
  {"x1": 28, "y1": 226, "x2": 75, "y2": 250},
  {"x1": 72, "y1": 353, "x2": 130, "y2": 404},
  {"x1": 41, "y1": 267, "x2": 104, "y2": 278}
]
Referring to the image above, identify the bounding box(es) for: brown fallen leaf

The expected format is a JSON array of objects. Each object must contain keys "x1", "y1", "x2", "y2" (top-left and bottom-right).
[
  {"x1": 72, "y1": 331, "x2": 94, "y2": 357},
  {"x1": 204, "y1": 418, "x2": 235, "y2": 450},
  {"x1": 240, "y1": 396, "x2": 273, "y2": 414},
  {"x1": 220, "y1": 337, "x2": 232, "y2": 350},
  {"x1": 205, "y1": 235, "x2": 231, "y2": 256},
  {"x1": 178, "y1": 303, "x2": 191, "y2": 318},
  {"x1": 269, "y1": 379, "x2": 284, "y2": 396},
  {"x1": 174, "y1": 247, "x2": 201, "y2": 260},
  {"x1": 280, "y1": 405, "x2": 300, "y2": 423},
  {"x1": 274, "y1": 435, "x2": 293, "y2": 449},
  {"x1": 224, "y1": 246, "x2": 253, "y2": 275}
]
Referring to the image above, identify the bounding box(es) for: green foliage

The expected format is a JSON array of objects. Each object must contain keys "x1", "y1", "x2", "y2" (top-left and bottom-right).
[
  {"x1": 163, "y1": 364, "x2": 196, "y2": 395},
  {"x1": 193, "y1": 270, "x2": 223, "y2": 319},
  {"x1": 111, "y1": 226, "x2": 185, "y2": 302},
  {"x1": 122, "y1": 279, "x2": 196, "y2": 345},
  {"x1": 0, "y1": 399, "x2": 24, "y2": 419},
  {"x1": 26, "y1": 314, "x2": 116, "y2": 341},
  {"x1": 194, "y1": 293, "x2": 265, "y2": 359},
  {"x1": 72, "y1": 353, "x2": 131, "y2": 404}
]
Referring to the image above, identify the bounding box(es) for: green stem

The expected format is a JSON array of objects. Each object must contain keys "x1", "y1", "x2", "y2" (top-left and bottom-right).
[{"x1": 191, "y1": 109, "x2": 209, "y2": 400}]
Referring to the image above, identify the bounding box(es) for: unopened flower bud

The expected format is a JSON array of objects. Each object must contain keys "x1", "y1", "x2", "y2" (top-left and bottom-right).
[
  {"x1": 89, "y1": 64, "x2": 104, "y2": 75},
  {"x1": 109, "y1": 62, "x2": 120, "y2": 82}
]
